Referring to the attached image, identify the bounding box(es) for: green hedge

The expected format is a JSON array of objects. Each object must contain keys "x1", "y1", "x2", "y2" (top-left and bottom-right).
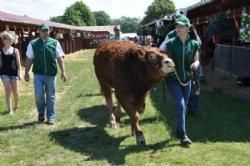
[{"x1": 240, "y1": 13, "x2": 250, "y2": 41}]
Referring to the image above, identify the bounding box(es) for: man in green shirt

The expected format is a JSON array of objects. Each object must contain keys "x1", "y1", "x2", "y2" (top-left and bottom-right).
[
  {"x1": 165, "y1": 14, "x2": 200, "y2": 146},
  {"x1": 110, "y1": 26, "x2": 125, "y2": 41},
  {"x1": 24, "y1": 24, "x2": 67, "y2": 125}
]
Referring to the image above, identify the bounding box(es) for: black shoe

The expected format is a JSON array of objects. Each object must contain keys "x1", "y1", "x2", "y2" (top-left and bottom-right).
[
  {"x1": 181, "y1": 136, "x2": 192, "y2": 147},
  {"x1": 46, "y1": 120, "x2": 55, "y2": 125},
  {"x1": 176, "y1": 133, "x2": 182, "y2": 139},
  {"x1": 187, "y1": 109, "x2": 198, "y2": 117},
  {"x1": 38, "y1": 113, "x2": 45, "y2": 122}
]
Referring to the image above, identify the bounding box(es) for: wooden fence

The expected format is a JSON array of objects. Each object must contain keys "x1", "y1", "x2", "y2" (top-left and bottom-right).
[{"x1": 214, "y1": 44, "x2": 250, "y2": 77}]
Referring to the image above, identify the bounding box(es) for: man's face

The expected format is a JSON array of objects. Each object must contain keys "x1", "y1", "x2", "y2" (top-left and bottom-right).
[
  {"x1": 175, "y1": 24, "x2": 189, "y2": 37},
  {"x1": 40, "y1": 29, "x2": 50, "y2": 40}
]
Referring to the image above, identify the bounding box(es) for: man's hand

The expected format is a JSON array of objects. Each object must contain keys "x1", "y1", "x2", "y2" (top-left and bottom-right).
[
  {"x1": 61, "y1": 72, "x2": 67, "y2": 82},
  {"x1": 24, "y1": 58, "x2": 33, "y2": 82},
  {"x1": 190, "y1": 61, "x2": 199, "y2": 70},
  {"x1": 24, "y1": 72, "x2": 30, "y2": 82}
]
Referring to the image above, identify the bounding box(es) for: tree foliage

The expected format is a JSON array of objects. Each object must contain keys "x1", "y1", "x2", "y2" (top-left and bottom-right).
[
  {"x1": 111, "y1": 17, "x2": 140, "y2": 33},
  {"x1": 93, "y1": 11, "x2": 111, "y2": 26},
  {"x1": 50, "y1": 16, "x2": 64, "y2": 23},
  {"x1": 50, "y1": 1, "x2": 96, "y2": 26},
  {"x1": 141, "y1": 0, "x2": 175, "y2": 25}
]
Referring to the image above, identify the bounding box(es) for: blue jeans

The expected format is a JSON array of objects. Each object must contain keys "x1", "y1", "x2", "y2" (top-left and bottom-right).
[
  {"x1": 166, "y1": 80, "x2": 191, "y2": 138},
  {"x1": 34, "y1": 74, "x2": 56, "y2": 122},
  {"x1": 188, "y1": 81, "x2": 199, "y2": 111},
  {"x1": 188, "y1": 65, "x2": 203, "y2": 112}
]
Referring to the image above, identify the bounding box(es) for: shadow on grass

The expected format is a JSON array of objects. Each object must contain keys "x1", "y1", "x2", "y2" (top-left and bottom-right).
[
  {"x1": 49, "y1": 105, "x2": 171, "y2": 165},
  {"x1": 150, "y1": 83, "x2": 250, "y2": 142},
  {"x1": 0, "y1": 121, "x2": 39, "y2": 132},
  {"x1": 76, "y1": 92, "x2": 102, "y2": 98},
  {"x1": 0, "y1": 111, "x2": 10, "y2": 116}
]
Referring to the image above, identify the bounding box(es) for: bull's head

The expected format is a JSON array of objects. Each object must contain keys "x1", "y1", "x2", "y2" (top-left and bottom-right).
[{"x1": 134, "y1": 47, "x2": 175, "y2": 76}]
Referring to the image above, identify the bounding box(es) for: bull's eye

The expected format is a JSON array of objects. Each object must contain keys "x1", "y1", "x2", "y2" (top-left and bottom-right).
[
  {"x1": 146, "y1": 52, "x2": 158, "y2": 64},
  {"x1": 148, "y1": 54, "x2": 156, "y2": 61},
  {"x1": 164, "y1": 61, "x2": 169, "y2": 64}
]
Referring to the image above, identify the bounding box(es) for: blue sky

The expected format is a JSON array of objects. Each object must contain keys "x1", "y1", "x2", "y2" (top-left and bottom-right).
[{"x1": 0, "y1": 0, "x2": 200, "y2": 20}]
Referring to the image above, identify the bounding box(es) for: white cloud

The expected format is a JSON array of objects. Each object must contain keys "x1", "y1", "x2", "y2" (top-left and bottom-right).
[{"x1": 0, "y1": 0, "x2": 201, "y2": 20}]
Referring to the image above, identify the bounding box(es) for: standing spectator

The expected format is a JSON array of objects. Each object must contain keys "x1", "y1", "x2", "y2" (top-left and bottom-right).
[
  {"x1": 144, "y1": 35, "x2": 157, "y2": 47},
  {"x1": 0, "y1": 31, "x2": 21, "y2": 115},
  {"x1": 110, "y1": 26, "x2": 125, "y2": 41},
  {"x1": 24, "y1": 24, "x2": 67, "y2": 125}
]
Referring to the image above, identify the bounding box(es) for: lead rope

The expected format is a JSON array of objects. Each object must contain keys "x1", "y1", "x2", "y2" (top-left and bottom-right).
[{"x1": 173, "y1": 68, "x2": 189, "y2": 86}]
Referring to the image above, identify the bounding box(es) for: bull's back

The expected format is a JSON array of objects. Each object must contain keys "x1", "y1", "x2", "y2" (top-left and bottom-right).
[{"x1": 93, "y1": 40, "x2": 136, "y2": 87}]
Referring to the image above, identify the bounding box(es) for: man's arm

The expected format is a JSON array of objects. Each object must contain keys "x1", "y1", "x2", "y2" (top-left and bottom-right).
[
  {"x1": 56, "y1": 41, "x2": 67, "y2": 82},
  {"x1": 24, "y1": 58, "x2": 33, "y2": 81},
  {"x1": 57, "y1": 57, "x2": 67, "y2": 82},
  {"x1": 24, "y1": 42, "x2": 34, "y2": 82},
  {"x1": 191, "y1": 51, "x2": 200, "y2": 70},
  {"x1": 159, "y1": 35, "x2": 170, "y2": 53}
]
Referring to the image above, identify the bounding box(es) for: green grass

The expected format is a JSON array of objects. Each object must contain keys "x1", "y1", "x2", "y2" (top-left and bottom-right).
[{"x1": 0, "y1": 49, "x2": 250, "y2": 166}]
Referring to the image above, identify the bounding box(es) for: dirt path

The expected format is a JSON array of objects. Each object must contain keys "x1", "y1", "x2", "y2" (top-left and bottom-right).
[{"x1": 202, "y1": 66, "x2": 250, "y2": 102}]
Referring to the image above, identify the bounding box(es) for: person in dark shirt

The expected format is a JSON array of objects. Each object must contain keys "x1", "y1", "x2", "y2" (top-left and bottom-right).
[{"x1": 0, "y1": 31, "x2": 21, "y2": 115}]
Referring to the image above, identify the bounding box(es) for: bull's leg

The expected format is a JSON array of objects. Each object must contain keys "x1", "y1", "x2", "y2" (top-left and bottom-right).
[
  {"x1": 113, "y1": 101, "x2": 122, "y2": 123},
  {"x1": 129, "y1": 111, "x2": 146, "y2": 146},
  {"x1": 99, "y1": 82, "x2": 117, "y2": 129},
  {"x1": 106, "y1": 96, "x2": 118, "y2": 129},
  {"x1": 115, "y1": 93, "x2": 146, "y2": 145}
]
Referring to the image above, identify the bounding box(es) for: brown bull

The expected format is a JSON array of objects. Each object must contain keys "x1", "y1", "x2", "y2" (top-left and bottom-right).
[{"x1": 93, "y1": 40, "x2": 175, "y2": 145}]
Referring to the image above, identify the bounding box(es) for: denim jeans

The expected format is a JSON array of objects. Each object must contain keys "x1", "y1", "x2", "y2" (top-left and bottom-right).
[
  {"x1": 187, "y1": 65, "x2": 203, "y2": 112},
  {"x1": 34, "y1": 74, "x2": 56, "y2": 122},
  {"x1": 187, "y1": 81, "x2": 199, "y2": 112},
  {"x1": 165, "y1": 80, "x2": 191, "y2": 138}
]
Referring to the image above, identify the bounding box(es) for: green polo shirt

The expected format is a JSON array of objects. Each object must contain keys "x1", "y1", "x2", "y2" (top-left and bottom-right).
[
  {"x1": 166, "y1": 36, "x2": 199, "y2": 83},
  {"x1": 110, "y1": 36, "x2": 126, "y2": 41}
]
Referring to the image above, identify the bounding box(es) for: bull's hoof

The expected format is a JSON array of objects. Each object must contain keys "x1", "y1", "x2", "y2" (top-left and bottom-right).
[
  {"x1": 111, "y1": 123, "x2": 118, "y2": 129},
  {"x1": 113, "y1": 106, "x2": 122, "y2": 123},
  {"x1": 109, "y1": 120, "x2": 118, "y2": 129},
  {"x1": 109, "y1": 114, "x2": 118, "y2": 129},
  {"x1": 135, "y1": 132, "x2": 146, "y2": 146}
]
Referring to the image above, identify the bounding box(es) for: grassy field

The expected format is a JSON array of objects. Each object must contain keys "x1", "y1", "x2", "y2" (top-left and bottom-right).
[{"x1": 0, "y1": 49, "x2": 250, "y2": 166}]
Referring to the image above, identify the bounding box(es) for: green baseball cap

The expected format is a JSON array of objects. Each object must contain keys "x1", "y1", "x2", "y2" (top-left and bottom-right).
[
  {"x1": 175, "y1": 13, "x2": 183, "y2": 20},
  {"x1": 175, "y1": 15, "x2": 191, "y2": 27},
  {"x1": 39, "y1": 24, "x2": 50, "y2": 31}
]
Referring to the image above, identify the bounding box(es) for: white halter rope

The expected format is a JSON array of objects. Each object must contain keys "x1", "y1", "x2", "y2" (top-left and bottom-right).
[{"x1": 173, "y1": 68, "x2": 189, "y2": 86}]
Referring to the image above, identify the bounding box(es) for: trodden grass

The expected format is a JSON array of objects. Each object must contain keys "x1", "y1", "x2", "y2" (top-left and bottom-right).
[{"x1": 0, "y1": 49, "x2": 250, "y2": 166}]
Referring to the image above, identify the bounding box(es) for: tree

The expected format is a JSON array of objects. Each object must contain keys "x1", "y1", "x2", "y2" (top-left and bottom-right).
[
  {"x1": 111, "y1": 17, "x2": 140, "y2": 33},
  {"x1": 93, "y1": 11, "x2": 111, "y2": 26},
  {"x1": 141, "y1": 0, "x2": 175, "y2": 25},
  {"x1": 50, "y1": 16, "x2": 64, "y2": 23},
  {"x1": 63, "y1": 1, "x2": 96, "y2": 26}
]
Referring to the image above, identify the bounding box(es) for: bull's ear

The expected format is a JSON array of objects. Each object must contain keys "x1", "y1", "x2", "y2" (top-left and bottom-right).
[
  {"x1": 130, "y1": 47, "x2": 145, "y2": 60},
  {"x1": 137, "y1": 48, "x2": 145, "y2": 61}
]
